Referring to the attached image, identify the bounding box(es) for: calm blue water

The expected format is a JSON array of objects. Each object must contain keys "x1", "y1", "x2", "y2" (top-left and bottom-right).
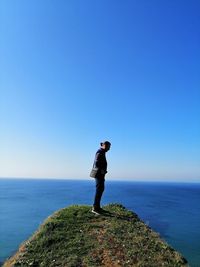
[{"x1": 0, "y1": 179, "x2": 200, "y2": 267}]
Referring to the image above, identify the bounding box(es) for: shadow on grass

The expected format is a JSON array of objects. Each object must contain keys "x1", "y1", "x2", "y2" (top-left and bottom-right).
[{"x1": 100, "y1": 210, "x2": 136, "y2": 221}]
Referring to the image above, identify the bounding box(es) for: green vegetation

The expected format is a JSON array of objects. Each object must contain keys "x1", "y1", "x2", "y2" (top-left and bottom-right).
[{"x1": 4, "y1": 204, "x2": 188, "y2": 267}]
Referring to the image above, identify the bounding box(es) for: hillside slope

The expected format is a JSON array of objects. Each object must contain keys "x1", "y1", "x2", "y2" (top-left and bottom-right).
[{"x1": 3, "y1": 204, "x2": 188, "y2": 267}]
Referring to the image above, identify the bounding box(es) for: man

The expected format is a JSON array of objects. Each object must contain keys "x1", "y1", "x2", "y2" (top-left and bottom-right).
[{"x1": 91, "y1": 141, "x2": 111, "y2": 215}]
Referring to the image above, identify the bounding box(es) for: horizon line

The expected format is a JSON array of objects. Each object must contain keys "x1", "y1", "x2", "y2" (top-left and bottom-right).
[{"x1": 0, "y1": 177, "x2": 200, "y2": 183}]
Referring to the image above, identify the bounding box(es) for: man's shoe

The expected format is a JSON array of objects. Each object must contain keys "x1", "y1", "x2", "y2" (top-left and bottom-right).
[{"x1": 91, "y1": 208, "x2": 101, "y2": 215}]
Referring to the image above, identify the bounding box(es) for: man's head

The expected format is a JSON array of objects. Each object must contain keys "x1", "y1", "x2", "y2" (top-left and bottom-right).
[{"x1": 100, "y1": 141, "x2": 111, "y2": 152}]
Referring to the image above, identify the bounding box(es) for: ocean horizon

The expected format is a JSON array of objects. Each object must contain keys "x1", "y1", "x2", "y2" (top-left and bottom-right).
[{"x1": 0, "y1": 178, "x2": 200, "y2": 266}]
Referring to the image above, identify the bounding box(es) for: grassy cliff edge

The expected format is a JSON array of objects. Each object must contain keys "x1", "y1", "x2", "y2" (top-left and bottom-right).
[{"x1": 3, "y1": 204, "x2": 188, "y2": 267}]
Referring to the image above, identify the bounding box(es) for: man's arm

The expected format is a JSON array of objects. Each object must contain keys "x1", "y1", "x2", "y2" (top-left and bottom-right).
[{"x1": 94, "y1": 151, "x2": 107, "y2": 174}]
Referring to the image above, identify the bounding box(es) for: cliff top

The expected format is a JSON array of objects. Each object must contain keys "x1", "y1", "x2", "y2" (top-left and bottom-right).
[{"x1": 4, "y1": 204, "x2": 187, "y2": 267}]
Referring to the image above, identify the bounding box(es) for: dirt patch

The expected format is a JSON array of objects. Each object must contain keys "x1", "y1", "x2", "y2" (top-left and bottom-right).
[{"x1": 91, "y1": 222, "x2": 123, "y2": 267}]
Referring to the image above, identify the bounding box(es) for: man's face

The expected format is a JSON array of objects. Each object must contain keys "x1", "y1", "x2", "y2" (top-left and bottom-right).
[{"x1": 104, "y1": 144, "x2": 111, "y2": 152}]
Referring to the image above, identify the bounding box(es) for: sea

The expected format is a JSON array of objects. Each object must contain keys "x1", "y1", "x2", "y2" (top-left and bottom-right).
[{"x1": 0, "y1": 178, "x2": 200, "y2": 267}]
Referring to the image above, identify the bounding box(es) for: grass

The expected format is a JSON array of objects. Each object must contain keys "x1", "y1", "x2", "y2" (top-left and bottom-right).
[{"x1": 3, "y1": 204, "x2": 188, "y2": 267}]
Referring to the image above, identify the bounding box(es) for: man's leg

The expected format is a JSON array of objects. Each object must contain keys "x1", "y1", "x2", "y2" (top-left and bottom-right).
[{"x1": 93, "y1": 177, "x2": 105, "y2": 210}]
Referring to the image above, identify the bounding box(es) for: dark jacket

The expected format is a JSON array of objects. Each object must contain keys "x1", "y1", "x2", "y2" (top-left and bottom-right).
[{"x1": 93, "y1": 148, "x2": 107, "y2": 176}]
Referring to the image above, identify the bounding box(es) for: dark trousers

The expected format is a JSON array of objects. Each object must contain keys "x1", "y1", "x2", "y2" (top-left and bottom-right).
[{"x1": 93, "y1": 177, "x2": 105, "y2": 209}]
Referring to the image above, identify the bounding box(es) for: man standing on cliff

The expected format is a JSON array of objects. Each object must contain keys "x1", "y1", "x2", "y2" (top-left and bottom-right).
[{"x1": 90, "y1": 141, "x2": 111, "y2": 215}]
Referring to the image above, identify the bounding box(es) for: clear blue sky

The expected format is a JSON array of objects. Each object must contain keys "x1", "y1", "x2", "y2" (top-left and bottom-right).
[{"x1": 0, "y1": 0, "x2": 200, "y2": 181}]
